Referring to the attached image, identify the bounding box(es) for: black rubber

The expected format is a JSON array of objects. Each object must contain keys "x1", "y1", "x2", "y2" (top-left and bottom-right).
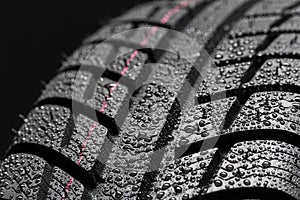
[{"x1": 1, "y1": 0, "x2": 300, "y2": 199}]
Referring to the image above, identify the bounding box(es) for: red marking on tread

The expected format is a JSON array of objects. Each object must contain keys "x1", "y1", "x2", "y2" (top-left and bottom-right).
[
  {"x1": 63, "y1": 123, "x2": 97, "y2": 198},
  {"x1": 62, "y1": 0, "x2": 192, "y2": 198},
  {"x1": 77, "y1": 123, "x2": 97, "y2": 165},
  {"x1": 161, "y1": 0, "x2": 190, "y2": 24},
  {"x1": 140, "y1": 26, "x2": 159, "y2": 46}
]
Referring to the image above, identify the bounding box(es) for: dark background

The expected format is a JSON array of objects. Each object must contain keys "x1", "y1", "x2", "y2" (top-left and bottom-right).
[{"x1": 0, "y1": 1, "x2": 149, "y2": 159}]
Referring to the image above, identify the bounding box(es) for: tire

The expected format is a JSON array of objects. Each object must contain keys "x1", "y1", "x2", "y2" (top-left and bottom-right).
[{"x1": 1, "y1": 0, "x2": 300, "y2": 199}]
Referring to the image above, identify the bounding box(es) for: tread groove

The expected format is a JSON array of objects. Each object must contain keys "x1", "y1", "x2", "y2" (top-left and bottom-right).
[
  {"x1": 36, "y1": 164, "x2": 53, "y2": 200},
  {"x1": 35, "y1": 97, "x2": 120, "y2": 136},
  {"x1": 60, "y1": 116, "x2": 76, "y2": 147},
  {"x1": 113, "y1": 19, "x2": 173, "y2": 29}
]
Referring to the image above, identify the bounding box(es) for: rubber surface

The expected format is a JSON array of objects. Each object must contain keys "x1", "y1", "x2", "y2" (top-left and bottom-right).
[{"x1": 1, "y1": 0, "x2": 300, "y2": 199}]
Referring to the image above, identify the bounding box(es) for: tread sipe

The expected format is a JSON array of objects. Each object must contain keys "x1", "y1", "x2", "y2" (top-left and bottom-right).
[{"x1": 1, "y1": 0, "x2": 300, "y2": 199}]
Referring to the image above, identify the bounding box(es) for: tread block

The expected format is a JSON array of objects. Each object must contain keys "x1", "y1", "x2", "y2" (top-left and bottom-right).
[
  {"x1": 274, "y1": 16, "x2": 300, "y2": 32},
  {"x1": 120, "y1": 84, "x2": 178, "y2": 153},
  {"x1": 105, "y1": 49, "x2": 148, "y2": 81},
  {"x1": 230, "y1": 16, "x2": 280, "y2": 37},
  {"x1": 115, "y1": 1, "x2": 195, "y2": 27},
  {"x1": 62, "y1": 43, "x2": 113, "y2": 69},
  {"x1": 0, "y1": 153, "x2": 46, "y2": 199},
  {"x1": 213, "y1": 35, "x2": 266, "y2": 62},
  {"x1": 0, "y1": 153, "x2": 85, "y2": 200},
  {"x1": 14, "y1": 105, "x2": 71, "y2": 150},
  {"x1": 62, "y1": 115, "x2": 108, "y2": 171},
  {"x1": 121, "y1": 86, "x2": 181, "y2": 154},
  {"x1": 229, "y1": 91, "x2": 300, "y2": 135},
  {"x1": 87, "y1": 77, "x2": 129, "y2": 118},
  {"x1": 38, "y1": 70, "x2": 130, "y2": 126},
  {"x1": 261, "y1": 33, "x2": 300, "y2": 55},
  {"x1": 115, "y1": 2, "x2": 158, "y2": 22},
  {"x1": 197, "y1": 62, "x2": 251, "y2": 99},
  {"x1": 243, "y1": 58, "x2": 300, "y2": 89},
  {"x1": 94, "y1": 164, "x2": 146, "y2": 199},
  {"x1": 286, "y1": 3, "x2": 300, "y2": 14},
  {"x1": 39, "y1": 71, "x2": 92, "y2": 103},
  {"x1": 245, "y1": 0, "x2": 297, "y2": 15},
  {"x1": 185, "y1": 0, "x2": 248, "y2": 45},
  {"x1": 61, "y1": 44, "x2": 148, "y2": 81},
  {"x1": 84, "y1": 0, "x2": 206, "y2": 46},
  {"x1": 176, "y1": 97, "x2": 237, "y2": 147},
  {"x1": 83, "y1": 0, "x2": 212, "y2": 52},
  {"x1": 84, "y1": 22, "x2": 134, "y2": 43},
  {"x1": 119, "y1": 54, "x2": 194, "y2": 154},
  {"x1": 145, "y1": 4, "x2": 188, "y2": 27},
  {"x1": 149, "y1": 149, "x2": 217, "y2": 199},
  {"x1": 84, "y1": 23, "x2": 167, "y2": 50},
  {"x1": 47, "y1": 167, "x2": 84, "y2": 200},
  {"x1": 205, "y1": 140, "x2": 300, "y2": 199},
  {"x1": 122, "y1": 23, "x2": 167, "y2": 47},
  {"x1": 14, "y1": 106, "x2": 108, "y2": 170}
]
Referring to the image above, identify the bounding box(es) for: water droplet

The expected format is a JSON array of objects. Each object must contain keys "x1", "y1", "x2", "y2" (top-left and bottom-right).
[
  {"x1": 262, "y1": 161, "x2": 271, "y2": 168},
  {"x1": 214, "y1": 180, "x2": 223, "y2": 187}
]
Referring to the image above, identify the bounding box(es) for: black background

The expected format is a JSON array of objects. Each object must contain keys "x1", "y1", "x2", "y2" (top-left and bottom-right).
[{"x1": 0, "y1": 1, "x2": 149, "y2": 159}]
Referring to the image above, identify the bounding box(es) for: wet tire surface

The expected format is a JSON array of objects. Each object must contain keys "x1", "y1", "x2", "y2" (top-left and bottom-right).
[{"x1": 1, "y1": 0, "x2": 300, "y2": 199}]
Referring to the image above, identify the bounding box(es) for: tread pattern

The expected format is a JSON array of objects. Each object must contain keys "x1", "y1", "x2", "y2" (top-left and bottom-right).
[
  {"x1": 149, "y1": 148, "x2": 217, "y2": 200},
  {"x1": 243, "y1": 58, "x2": 300, "y2": 88},
  {"x1": 245, "y1": 0, "x2": 299, "y2": 15},
  {"x1": 0, "y1": 153, "x2": 46, "y2": 199},
  {"x1": 230, "y1": 15, "x2": 281, "y2": 36},
  {"x1": 262, "y1": 33, "x2": 300, "y2": 55},
  {"x1": 2, "y1": 0, "x2": 300, "y2": 199},
  {"x1": 92, "y1": 52, "x2": 195, "y2": 199},
  {"x1": 39, "y1": 71, "x2": 92, "y2": 103},
  {"x1": 229, "y1": 91, "x2": 300, "y2": 136},
  {"x1": 13, "y1": 105, "x2": 107, "y2": 171},
  {"x1": 205, "y1": 140, "x2": 300, "y2": 199},
  {"x1": 197, "y1": 62, "x2": 252, "y2": 100},
  {"x1": 61, "y1": 45, "x2": 148, "y2": 81},
  {"x1": 14, "y1": 105, "x2": 71, "y2": 150},
  {"x1": 213, "y1": 35, "x2": 266, "y2": 61},
  {"x1": 176, "y1": 97, "x2": 237, "y2": 146},
  {"x1": 0, "y1": 153, "x2": 86, "y2": 200},
  {"x1": 114, "y1": 2, "x2": 189, "y2": 28}
]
